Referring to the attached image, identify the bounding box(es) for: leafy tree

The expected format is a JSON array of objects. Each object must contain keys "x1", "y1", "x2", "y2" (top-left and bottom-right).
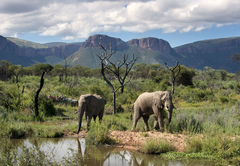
[
  {"x1": 0, "y1": 60, "x2": 11, "y2": 81},
  {"x1": 52, "y1": 64, "x2": 64, "y2": 82},
  {"x1": 175, "y1": 65, "x2": 195, "y2": 86},
  {"x1": 133, "y1": 63, "x2": 149, "y2": 78},
  {"x1": 8, "y1": 64, "x2": 23, "y2": 83}
]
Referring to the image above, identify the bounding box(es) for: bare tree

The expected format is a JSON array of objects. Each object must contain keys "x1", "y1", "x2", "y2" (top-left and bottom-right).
[
  {"x1": 165, "y1": 61, "x2": 181, "y2": 95},
  {"x1": 97, "y1": 39, "x2": 119, "y2": 115},
  {"x1": 106, "y1": 53, "x2": 137, "y2": 93},
  {"x1": 62, "y1": 52, "x2": 79, "y2": 83},
  {"x1": 231, "y1": 53, "x2": 240, "y2": 62},
  {"x1": 97, "y1": 38, "x2": 137, "y2": 115},
  {"x1": 34, "y1": 64, "x2": 53, "y2": 117}
]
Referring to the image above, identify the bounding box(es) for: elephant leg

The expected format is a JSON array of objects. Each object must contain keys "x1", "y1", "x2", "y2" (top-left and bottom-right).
[
  {"x1": 93, "y1": 115, "x2": 97, "y2": 122},
  {"x1": 158, "y1": 111, "x2": 164, "y2": 132},
  {"x1": 154, "y1": 116, "x2": 159, "y2": 130},
  {"x1": 98, "y1": 110, "x2": 104, "y2": 122},
  {"x1": 142, "y1": 115, "x2": 150, "y2": 131},
  {"x1": 77, "y1": 108, "x2": 84, "y2": 133},
  {"x1": 131, "y1": 115, "x2": 141, "y2": 131},
  {"x1": 85, "y1": 111, "x2": 93, "y2": 133},
  {"x1": 153, "y1": 107, "x2": 164, "y2": 132}
]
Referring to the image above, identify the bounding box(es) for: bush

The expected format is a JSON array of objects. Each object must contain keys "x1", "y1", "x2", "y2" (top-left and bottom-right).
[
  {"x1": 184, "y1": 135, "x2": 240, "y2": 165},
  {"x1": 220, "y1": 97, "x2": 229, "y2": 103},
  {"x1": 141, "y1": 138, "x2": 175, "y2": 154},
  {"x1": 86, "y1": 121, "x2": 115, "y2": 145}
]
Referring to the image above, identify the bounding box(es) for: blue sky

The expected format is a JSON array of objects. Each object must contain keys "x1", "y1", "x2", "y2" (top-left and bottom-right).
[{"x1": 1, "y1": 0, "x2": 240, "y2": 48}]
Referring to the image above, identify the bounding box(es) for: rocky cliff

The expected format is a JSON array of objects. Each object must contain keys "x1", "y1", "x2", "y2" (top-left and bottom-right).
[
  {"x1": 128, "y1": 37, "x2": 174, "y2": 54},
  {"x1": 80, "y1": 34, "x2": 129, "y2": 50}
]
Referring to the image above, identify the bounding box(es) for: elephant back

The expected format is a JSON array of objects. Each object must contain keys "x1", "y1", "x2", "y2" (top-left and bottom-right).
[{"x1": 93, "y1": 94, "x2": 103, "y2": 100}]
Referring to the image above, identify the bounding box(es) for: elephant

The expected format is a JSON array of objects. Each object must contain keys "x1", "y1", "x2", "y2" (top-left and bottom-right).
[
  {"x1": 77, "y1": 94, "x2": 105, "y2": 133},
  {"x1": 131, "y1": 91, "x2": 175, "y2": 132}
]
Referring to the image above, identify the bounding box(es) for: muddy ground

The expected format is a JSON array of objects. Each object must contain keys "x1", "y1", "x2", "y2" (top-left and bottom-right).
[{"x1": 64, "y1": 130, "x2": 187, "y2": 152}]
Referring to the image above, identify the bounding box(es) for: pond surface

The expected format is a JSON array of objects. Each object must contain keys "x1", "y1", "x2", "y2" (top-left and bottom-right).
[{"x1": 11, "y1": 137, "x2": 212, "y2": 166}]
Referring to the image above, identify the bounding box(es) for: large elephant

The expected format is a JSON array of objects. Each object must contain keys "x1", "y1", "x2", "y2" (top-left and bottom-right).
[
  {"x1": 77, "y1": 94, "x2": 105, "y2": 133},
  {"x1": 131, "y1": 91, "x2": 175, "y2": 132}
]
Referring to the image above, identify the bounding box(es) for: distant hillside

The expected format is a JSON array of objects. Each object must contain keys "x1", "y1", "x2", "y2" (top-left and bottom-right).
[
  {"x1": 1, "y1": 35, "x2": 240, "y2": 72},
  {"x1": 58, "y1": 34, "x2": 181, "y2": 68},
  {"x1": 6, "y1": 37, "x2": 48, "y2": 49},
  {"x1": 174, "y1": 37, "x2": 240, "y2": 72},
  {"x1": 0, "y1": 35, "x2": 81, "y2": 66},
  {"x1": 42, "y1": 42, "x2": 83, "y2": 47}
]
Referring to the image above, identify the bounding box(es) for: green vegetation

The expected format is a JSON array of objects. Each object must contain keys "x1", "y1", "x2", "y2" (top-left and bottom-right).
[
  {"x1": 141, "y1": 138, "x2": 175, "y2": 154},
  {"x1": 6, "y1": 37, "x2": 49, "y2": 49},
  {"x1": 86, "y1": 121, "x2": 116, "y2": 145},
  {"x1": 0, "y1": 60, "x2": 240, "y2": 165}
]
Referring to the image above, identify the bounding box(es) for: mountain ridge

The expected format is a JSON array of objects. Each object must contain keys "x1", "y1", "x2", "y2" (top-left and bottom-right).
[{"x1": 0, "y1": 35, "x2": 239, "y2": 72}]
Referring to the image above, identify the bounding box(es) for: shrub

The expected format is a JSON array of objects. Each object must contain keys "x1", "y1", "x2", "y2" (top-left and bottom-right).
[
  {"x1": 141, "y1": 138, "x2": 175, "y2": 154},
  {"x1": 86, "y1": 121, "x2": 115, "y2": 145},
  {"x1": 220, "y1": 97, "x2": 229, "y2": 103}
]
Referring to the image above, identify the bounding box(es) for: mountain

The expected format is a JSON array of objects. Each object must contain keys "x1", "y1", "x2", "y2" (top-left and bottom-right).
[
  {"x1": 62, "y1": 34, "x2": 181, "y2": 68},
  {"x1": 0, "y1": 36, "x2": 82, "y2": 66},
  {"x1": 174, "y1": 37, "x2": 240, "y2": 72},
  {"x1": 0, "y1": 34, "x2": 239, "y2": 72}
]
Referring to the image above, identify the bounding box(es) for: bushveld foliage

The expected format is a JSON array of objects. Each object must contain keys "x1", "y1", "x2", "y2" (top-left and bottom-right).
[{"x1": 0, "y1": 61, "x2": 240, "y2": 165}]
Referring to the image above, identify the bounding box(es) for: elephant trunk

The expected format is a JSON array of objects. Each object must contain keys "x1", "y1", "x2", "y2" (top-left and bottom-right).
[
  {"x1": 168, "y1": 111, "x2": 172, "y2": 124},
  {"x1": 77, "y1": 104, "x2": 86, "y2": 133}
]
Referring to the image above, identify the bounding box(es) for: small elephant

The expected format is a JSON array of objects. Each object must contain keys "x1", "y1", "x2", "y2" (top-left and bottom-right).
[
  {"x1": 131, "y1": 91, "x2": 175, "y2": 132},
  {"x1": 77, "y1": 94, "x2": 105, "y2": 133}
]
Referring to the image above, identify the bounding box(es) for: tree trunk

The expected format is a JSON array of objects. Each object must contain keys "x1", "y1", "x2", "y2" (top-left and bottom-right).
[
  {"x1": 113, "y1": 91, "x2": 116, "y2": 115},
  {"x1": 34, "y1": 71, "x2": 45, "y2": 117},
  {"x1": 120, "y1": 85, "x2": 124, "y2": 94}
]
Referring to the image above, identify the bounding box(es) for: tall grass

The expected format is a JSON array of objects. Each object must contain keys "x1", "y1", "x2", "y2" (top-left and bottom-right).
[
  {"x1": 169, "y1": 104, "x2": 240, "y2": 135},
  {"x1": 141, "y1": 138, "x2": 176, "y2": 154},
  {"x1": 86, "y1": 121, "x2": 116, "y2": 145},
  {"x1": 184, "y1": 135, "x2": 240, "y2": 165}
]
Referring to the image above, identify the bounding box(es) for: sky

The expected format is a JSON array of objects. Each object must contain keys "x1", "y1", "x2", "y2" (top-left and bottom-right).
[{"x1": 1, "y1": 0, "x2": 240, "y2": 48}]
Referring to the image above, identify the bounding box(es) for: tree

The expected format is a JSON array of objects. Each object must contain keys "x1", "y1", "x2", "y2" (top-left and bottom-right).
[
  {"x1": 106, "y1": 53, "x2": 137, "y2": 93},
  {"x1": 231, "y1": 53, "x2": 240, "y2": 71},
  {"x1": 97, "y1": 38, "x2": 137, "y2": 115},
  {"x1": 8, "y1": 65, "x2": 23, "y2": 84},
  {"x1": 231, "y1": 53, "x2": 240, "y2": 62},
  {"x1": 62, "y1": 52, "x2": 80, "y2": 83},
  {"x1": 165, "y1": 61, "x2": 181, "y2": 95},
  {"x1": 52, "y1": 64, "x2": 64, "y2": 82},
  {"x1": 34, "y1": 64, "x2": 53, "y2": 117},
  {"x1": 97, "y1": 39, "x2": 118, "y2": 115},
  {"x1": 0, "y1": 60, "x2": 11, "y2": 81},
  {"x1": 133, "y1": 63, "x2": 149, "y2": 78}
]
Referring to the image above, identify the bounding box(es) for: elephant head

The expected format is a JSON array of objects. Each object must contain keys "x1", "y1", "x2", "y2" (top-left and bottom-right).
[{"x1": 153, "y1": 91, "x2": 174, "y2": 124}]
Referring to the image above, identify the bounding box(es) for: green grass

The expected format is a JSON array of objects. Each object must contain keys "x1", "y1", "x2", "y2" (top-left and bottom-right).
[
  {"x1": 86, "y1": 121, "x2": 116, "y2": 145},
  {"x1": 141, "y1": 138, "x2": 176, "y2": 154}
]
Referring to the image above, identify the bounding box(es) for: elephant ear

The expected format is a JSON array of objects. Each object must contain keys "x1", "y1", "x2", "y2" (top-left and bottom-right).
[{"x1": 152, "y1": 91, "x2": 165, "y2": 108}]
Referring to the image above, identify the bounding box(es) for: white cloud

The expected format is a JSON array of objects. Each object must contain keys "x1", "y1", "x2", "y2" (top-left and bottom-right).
[{"x1": 0, "y1": 0, "x2": 240, "y2": 40}]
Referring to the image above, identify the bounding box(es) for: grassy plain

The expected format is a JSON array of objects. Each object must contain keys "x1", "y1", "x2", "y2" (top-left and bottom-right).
[{"x1": 0, "y1": 73, "x2": 240, "y2": 165}]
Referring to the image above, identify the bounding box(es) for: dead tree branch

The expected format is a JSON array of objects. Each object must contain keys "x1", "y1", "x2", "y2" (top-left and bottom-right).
[{"x1": 165, "y1": 61, "x2": 181, "y2": 95}]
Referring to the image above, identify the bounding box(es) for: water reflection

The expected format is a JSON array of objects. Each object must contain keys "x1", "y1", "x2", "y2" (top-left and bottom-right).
[{"x1": 11, "y1": 138, "x2": 212, "y2": 166}]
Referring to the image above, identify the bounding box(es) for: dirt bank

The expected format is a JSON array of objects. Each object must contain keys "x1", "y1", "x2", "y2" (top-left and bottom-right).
[{"x1": 64, "y1": 130, "x2": 187, "y2": 152}]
